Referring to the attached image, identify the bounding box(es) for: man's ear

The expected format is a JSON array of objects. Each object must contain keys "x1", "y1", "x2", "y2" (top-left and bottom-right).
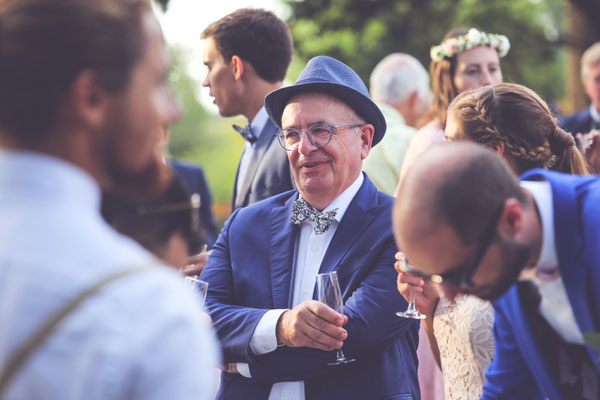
[
  {"x1": 69, "y1": 70, "x2": 109, "y2": 129},
  {"x1": 231, "y1": 55, "x2": 244, "y2": 81},
  {"x1": 498, "y1": 198, "x2": 524, "y2": 239},
  {"x1": 360, "y1": 124, "x2": 375, "y2": 159}
]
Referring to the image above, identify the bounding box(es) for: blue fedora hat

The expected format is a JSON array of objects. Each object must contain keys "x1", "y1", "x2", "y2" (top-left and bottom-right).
[{"x1": 265, "y1": 56, "x2": 386, "y2": 146}]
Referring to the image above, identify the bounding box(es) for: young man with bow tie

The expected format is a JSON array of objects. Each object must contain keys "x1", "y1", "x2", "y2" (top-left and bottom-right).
[{"x1": 202, "y1": 8, "x2": 295, "y2": 212}]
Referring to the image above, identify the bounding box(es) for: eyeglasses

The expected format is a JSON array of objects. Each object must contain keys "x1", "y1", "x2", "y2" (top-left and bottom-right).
[
  {"x1": 277, "y1": 122, "x2": 364, "y2": 151},
  {"x1": 399, "y1": 203, "x2": 505, "y2": 288}
]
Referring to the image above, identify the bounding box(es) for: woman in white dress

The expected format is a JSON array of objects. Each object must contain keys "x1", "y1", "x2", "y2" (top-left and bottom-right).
[
  {"x1": 396, "y1": 82, "x2": 589, "y2": 399},
  {"x1": 394, "y1": 27, "x2": 509, "y2": 400}
]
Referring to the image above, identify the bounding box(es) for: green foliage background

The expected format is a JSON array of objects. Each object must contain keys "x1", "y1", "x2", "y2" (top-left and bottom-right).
[
  {"x1": 166, "y1": 0, "x2": 567, "y2": 227},
  {"x1": 287, "y1": 0, "x2": 565, "y2": 100}
]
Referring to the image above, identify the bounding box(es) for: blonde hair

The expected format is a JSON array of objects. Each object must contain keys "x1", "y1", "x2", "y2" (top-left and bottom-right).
[
  {"x1": 448, "y1": 83, "x2": 589, "y2": 175},
  {"x1": 581, "y1": 42, "x2": 600, "y2": 80}
]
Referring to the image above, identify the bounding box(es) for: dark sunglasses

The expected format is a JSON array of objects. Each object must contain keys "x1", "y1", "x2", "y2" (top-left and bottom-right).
[{"x1": 399, "y1": 203, "x2": 504, "y2": 288}]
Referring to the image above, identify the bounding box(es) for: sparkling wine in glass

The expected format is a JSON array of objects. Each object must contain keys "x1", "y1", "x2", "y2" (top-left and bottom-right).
[{"x1": 316, "y1": 271, "x2": 355, "y2": 365}]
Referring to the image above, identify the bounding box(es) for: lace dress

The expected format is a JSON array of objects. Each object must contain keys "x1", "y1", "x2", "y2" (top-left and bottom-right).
[{"x1": 433, "y1": 294, "x2": 495, "y2": 399}]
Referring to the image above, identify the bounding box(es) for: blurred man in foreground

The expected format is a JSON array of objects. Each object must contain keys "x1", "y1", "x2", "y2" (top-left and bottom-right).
[
  {"x1": 393, "y1": 142, "x2": 600, "y2": 399},
  {"x1": 0, "y1": 1, "x2": 218, "y2": 399}
]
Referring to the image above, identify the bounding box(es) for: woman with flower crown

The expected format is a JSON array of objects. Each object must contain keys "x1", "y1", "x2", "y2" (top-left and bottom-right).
[{"x1": 394, "y1": 27, "x2": 511, "y2": 400}]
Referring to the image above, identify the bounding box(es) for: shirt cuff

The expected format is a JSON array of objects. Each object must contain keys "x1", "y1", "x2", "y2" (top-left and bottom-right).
[
  {"x1": 237, "y1": 363, "x2": 251, "y2": 378},
  {"x1": 249, "y1": 309, "x2": 287, "y2": 355}
]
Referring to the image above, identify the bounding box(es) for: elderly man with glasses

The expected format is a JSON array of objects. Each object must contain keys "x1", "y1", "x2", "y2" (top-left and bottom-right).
[
  {"x1": 393, "y1": 142, "x2": 600, "y2": 400},
  {"x1": 200, "y1": 55, "x2": 420, "y2": 400}
]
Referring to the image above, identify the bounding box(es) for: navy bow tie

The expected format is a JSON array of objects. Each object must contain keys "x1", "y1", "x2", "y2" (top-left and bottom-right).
[
  {"x1": 233, "y1": 123, "x2": 257, "y2": 144},
  {"x1": 290, "y1": 198, "x2": 338, "y2": 235}
]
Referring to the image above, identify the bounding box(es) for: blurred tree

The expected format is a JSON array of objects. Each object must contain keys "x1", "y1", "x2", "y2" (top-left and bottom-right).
[
  {"x1": 286, "y1": 0, "x2": 565, "y2": 102},
  {"x1": 167, "y1": 46, "x2": 245, "y2": 226}
]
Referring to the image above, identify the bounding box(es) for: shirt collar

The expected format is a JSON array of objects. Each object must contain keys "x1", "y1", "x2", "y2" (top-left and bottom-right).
[
  {"x1": 309, "y1": 172, "x2": 364, "y2": 223},
  {"x1": 590, "y1": 104, "x2": 600, "y2": 123},
  {"x1": 519, "y1": 180, "x2": 558, "y2": 275},
  {"x1": 0, "y1": 149, "x2": 101, "y2": 212},
  {"x1": 249, "y1": 106, "x2": 269, "y2": 141}
]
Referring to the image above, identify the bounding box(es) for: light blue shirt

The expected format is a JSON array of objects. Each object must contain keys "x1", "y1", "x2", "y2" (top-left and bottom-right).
[
  {"x1": 236, "y1": 106, "x2": 270, "y2": 195},
  {"x1": 0, "y1": 150, "x2": 219, "y2": 399}
]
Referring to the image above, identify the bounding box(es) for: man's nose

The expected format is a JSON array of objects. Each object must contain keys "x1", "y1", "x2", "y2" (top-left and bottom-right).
[{"x1": 297, "y1": 130, "x2": 317, "y2": 154}]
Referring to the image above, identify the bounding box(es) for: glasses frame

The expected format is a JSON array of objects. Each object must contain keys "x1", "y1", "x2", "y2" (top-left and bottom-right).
[
  {"x1": 400, "y1": 203, "x2": 505, "y2": 288},
  {"x1": 276, "y1": 122, "x2": 364, "y2": 151}
]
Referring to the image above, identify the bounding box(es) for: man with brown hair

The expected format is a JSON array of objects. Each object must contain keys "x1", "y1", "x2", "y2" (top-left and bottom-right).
[
  {"x1": 0, "y1": 1, "x2": 217, "y2": 399},
  {"x1": 202, "y1": 8, "x2": 294, "y2": 212}
]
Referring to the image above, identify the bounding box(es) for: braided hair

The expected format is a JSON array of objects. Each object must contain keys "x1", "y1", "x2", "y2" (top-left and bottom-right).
[{"x1": 447, "y1": 83, "x2": 589, "y2": 175}]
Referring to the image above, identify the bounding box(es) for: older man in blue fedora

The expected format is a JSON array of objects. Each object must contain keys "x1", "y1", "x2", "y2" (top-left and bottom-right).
[{"x1": 200, "y1": 56, "x2": 419, "y2": 400}]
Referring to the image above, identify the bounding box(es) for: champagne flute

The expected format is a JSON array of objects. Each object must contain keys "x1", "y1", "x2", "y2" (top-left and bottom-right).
[
  {"x1": 316, "y1": 271, "x2": 355, "y2": 365},
  {"x1": 396, "y1": 256, "x2": 426, "y2": 319},
  {"x1": 396, "y1": 291, "x2": 426, "y2": 319},
  {"x1": 185, "y1": 276, "x2": 209, "y2": 307}
]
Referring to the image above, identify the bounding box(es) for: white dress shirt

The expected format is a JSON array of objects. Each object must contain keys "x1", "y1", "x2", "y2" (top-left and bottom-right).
[
  {"x1": 0, "y1": 150, "x2": 219, "y2": 399},
  {"x1": 236, "y1": 106, "x2": 270, "y2": 195},
  {"x1": 237, "y1": 173, "x2": 365, "y2": 400},
  {"x1": 519, "y1": 180, "x2": 585, "y2": 344}
]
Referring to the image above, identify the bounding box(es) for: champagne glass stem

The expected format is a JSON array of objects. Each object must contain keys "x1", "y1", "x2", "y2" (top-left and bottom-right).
[{"x1": 396, "y1": 290, "x2": 426, "y2": 319}]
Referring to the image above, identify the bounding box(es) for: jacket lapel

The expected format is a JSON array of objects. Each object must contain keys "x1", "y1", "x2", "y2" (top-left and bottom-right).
[
  {"x1": 234, "y1": 119, "x2": 278, "y2": 208},
  {"x1": 318, "y1": 175, "x2": 377, "y2": 275},
  {"x1": 523, "y1": 170, "x2": 600, "y2": 371},
  {"x1": 269, "y1": 193, "x2": 299, "y2": 308},
  {"x1": 502, "y1": 286, "x2": 562, "y2": 398}
]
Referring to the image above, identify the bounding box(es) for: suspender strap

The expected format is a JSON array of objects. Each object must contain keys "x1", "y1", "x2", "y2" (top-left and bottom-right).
[{"x1": 0, "y1": 265, "x2": 154, "y2": 394}]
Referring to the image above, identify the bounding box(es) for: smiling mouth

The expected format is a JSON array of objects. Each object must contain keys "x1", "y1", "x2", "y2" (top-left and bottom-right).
[{"x1": 300, "y1": 160, "x2": 329, "y2": 169}]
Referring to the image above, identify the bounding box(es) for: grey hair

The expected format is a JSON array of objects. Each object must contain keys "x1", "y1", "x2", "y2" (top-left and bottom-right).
[{"x1": 370, "y1": 53, "x2": 431, "y2": 106}]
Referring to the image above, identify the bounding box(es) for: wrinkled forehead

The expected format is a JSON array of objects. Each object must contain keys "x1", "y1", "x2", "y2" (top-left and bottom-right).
[{"x1": 281, "y1": 91, "x2": 355, "y2": 125}]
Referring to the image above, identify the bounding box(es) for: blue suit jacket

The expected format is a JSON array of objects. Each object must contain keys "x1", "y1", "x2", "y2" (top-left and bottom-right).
[
  {"x1": 560, "y1": 107, "x2": 593, "y2": 136},
  {"x1": 482, "y1": 170, "x2": 600, "y2": 399},
  {"x1": 201, "y1": 174, "x2": 420, "y2": 400},
  {"x1": 170, "y1": 159, "x2": 219, "y2": 248},
  {"x1": 232, "y1": 118, "x2": 294, "y2": 211}
]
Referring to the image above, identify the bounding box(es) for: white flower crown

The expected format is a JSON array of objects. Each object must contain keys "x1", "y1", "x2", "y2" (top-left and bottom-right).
[{"x1": 430, "y1": 28, "x2": 510, "y2": 62}]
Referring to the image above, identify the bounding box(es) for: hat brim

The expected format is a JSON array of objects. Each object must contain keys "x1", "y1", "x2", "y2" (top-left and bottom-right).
[{"x1": 265, "y1": 81, "x2": 386, "y2": 147}]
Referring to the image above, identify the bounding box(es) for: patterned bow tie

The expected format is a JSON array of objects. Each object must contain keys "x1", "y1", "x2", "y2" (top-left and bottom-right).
[
  {"x1": 232, "y1": 123, "x2": 257, "y2": 144},
  {"x1": 290, "y1": 198, "x2": 338, "y2": 235}
]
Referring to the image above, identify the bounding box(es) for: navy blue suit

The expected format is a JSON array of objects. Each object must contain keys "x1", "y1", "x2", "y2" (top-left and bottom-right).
[
  {"x1": 201, "y1": 174, "x2": 420, "y2": 400},
  {"x1": 170, "y1": 159, "x2": 219, "y2": 248},
  {"x1": 560, "y1": 107, "x2": 594, "y2": 136},
  {"x1": 232, "y1": 118, "x2": 294, "y2": 211},
  {"x1": 482, "y1": 170, "x2": 600, "y2": 399}
]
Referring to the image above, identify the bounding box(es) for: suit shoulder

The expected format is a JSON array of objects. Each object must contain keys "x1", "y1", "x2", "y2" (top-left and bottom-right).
[
  {"x1": 170, "y1": 158, "x2": 204, "y2": 174},
  {"x1": 236, "y1": 189, "x2": 296, "y2": 215},
  {"x1": 560, "y1": 108, "x2": 590, "y2": 133}
]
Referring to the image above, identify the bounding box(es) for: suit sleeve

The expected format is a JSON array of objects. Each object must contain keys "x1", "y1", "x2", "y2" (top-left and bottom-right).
[
  {"x1": 247, "y1": 235, "x2": 419, "y2": 383},
  {"x1": 195, "y1": 168, "x2": 219, "y2": 248},
  {"x1": 199, "y1": 209, "x2": 269, "y2": 363},
  {"x1": 481, "y1": 302, "x2": 545, "y2": 400}
]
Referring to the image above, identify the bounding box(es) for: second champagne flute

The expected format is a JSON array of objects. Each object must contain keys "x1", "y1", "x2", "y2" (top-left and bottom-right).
[{"x1": 396, "y1": 256, "x2": 426, "y2": 319}]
